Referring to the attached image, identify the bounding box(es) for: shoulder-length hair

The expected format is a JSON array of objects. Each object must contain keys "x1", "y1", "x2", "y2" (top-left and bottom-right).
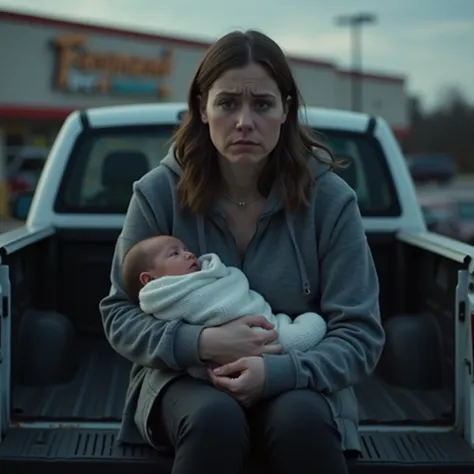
[{"x1": 173, "y1": 29, "x2": 338, "y2": 213}]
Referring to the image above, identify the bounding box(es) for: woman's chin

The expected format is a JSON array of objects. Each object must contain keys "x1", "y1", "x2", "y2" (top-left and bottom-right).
[{"x1": 225, "y1": 151, "x2": 267, "y2": 165}]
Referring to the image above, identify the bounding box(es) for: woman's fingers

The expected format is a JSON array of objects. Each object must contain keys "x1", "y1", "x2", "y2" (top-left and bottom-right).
[
  {"x1": 213, "y1": 358, "x2": 248, "y2": 376},
  {"x1": 241, "y1": 315, "x2": 275, "y2": 330},
  {"x1": 256, "y1": 329, "x2": 279, "y2": 345},
  {"x1": 209, "y1": 371, "x2": 241, "y2": 392},
  {"x1": 260, "y1": 343, "x2": 284, "y2": 355}
]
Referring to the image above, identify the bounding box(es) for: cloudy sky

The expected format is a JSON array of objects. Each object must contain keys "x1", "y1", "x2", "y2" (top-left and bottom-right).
[{"x1": 1, "y1": 0, "x2": 473, "y2": 111}]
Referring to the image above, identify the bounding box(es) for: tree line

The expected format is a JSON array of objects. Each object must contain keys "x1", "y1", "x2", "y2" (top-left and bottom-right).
[{"x1": 401, "y1": 86, "x2": 474, "y2": 173}]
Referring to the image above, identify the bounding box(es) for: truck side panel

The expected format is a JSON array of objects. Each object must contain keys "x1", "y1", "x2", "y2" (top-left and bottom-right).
[
  {"x1": 397, "y1": 231, "x2": 474, "y2": 443},
  {"x1": 0, "y1": 225, "x2": 56, "y2": 438},
  {"x1": 0, "y1": 265, "x2": 10, "y2": 437}
]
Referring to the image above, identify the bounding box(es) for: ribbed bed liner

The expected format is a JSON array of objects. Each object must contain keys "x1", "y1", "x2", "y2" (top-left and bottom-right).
[
  {"x1": 2, "y1": 428, "x2": 474, "y2": 473},
  {"x1": 12, "y1": 340, "x2": 453, "y2": 424}
]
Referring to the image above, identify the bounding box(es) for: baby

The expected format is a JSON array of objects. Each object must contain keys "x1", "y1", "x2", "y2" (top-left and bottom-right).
[{"x1": 121, "y1": 235, "x2": 327, "y2": 379}]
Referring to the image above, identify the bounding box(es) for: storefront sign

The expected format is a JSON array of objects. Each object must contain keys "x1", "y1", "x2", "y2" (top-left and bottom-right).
[{"x1": 51, "y1": 35, "x2": 172, "y2": 98}]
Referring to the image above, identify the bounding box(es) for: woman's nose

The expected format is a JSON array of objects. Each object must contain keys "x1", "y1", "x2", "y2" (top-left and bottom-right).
[{"x1": 236, "y1": 105, "x2": 255, "y2": 131}]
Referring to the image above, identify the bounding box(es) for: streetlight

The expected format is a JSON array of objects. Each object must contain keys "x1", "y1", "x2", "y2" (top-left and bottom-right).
[{"x1": 335, "y1": 12, "x2": 377, "y2": 112}]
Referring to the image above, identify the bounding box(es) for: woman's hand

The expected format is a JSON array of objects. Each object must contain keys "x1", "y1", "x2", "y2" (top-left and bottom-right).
[
  {"x1": 199, "y1": 315, "x2": 283, "y2": 366},
  {"x1": 208, "y1": 356, "x2": 266, "y2": 407}
]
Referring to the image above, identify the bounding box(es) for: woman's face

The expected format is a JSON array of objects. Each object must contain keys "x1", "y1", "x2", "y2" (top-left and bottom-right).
[{"x1": 200, "y1": 62, "x2": 288, "y2": 166}]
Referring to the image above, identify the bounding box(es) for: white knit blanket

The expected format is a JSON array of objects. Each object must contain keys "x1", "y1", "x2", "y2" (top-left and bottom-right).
[{"x1": 139, "y1": 253, "x2": 327, "y2": 378}]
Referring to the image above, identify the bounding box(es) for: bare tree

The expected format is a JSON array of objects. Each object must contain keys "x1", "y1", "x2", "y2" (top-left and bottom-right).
[{"x1": 402, "y1": 85, "x2": 474, "y2": 173}]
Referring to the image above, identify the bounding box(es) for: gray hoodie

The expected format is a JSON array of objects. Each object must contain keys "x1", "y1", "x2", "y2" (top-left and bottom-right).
[{"x1": 99, "y1": 147, "x2": 385, "y2": 453}]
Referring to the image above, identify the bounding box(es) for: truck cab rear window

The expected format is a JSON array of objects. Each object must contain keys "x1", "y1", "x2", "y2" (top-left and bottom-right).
[{"x1": 54, "y1": 125, "x2": 400, "y2": 217}]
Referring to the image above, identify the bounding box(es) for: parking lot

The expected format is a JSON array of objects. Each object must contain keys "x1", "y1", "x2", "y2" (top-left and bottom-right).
[
  {"x1": 416, "y1": 175, "x2": 474, "y2": 197},
  {"x1": 0, "y1": 175, "x2": 472, "y2": 236}
]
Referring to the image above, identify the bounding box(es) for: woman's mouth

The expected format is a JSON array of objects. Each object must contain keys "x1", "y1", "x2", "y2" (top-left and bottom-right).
[{"x1": 231, "y1": 139, "x2": 259, "y2": 147}]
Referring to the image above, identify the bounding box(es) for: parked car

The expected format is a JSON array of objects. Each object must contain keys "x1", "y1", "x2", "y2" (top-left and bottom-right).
[
  {"x1": 452, "y1": 192, "x2": 474, "y2": 245},
  {"x1": 420, "y1": 192, "x2": 474, "y2": 244},
  {"x1": 7, "y1": 146, "x2": 49, "y2": 207},
  {"x1": 419, "y1": 194, "x2": 459, "y2": 235},
  {"x1": 406, "y1": 152, "x2": 457, "y2": 185},
  {"x1": 420, "y1": 202, "x2": 459, "y2": 237}
]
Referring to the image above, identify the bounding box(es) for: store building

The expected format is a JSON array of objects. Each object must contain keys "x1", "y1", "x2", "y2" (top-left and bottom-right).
[{"x1": 0, "y1": 9, "x2": 410, "y2": 151}]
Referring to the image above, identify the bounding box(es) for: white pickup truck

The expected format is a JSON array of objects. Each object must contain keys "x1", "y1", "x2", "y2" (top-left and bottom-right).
[{"x1": 0, "y1": 102, "x2": 474, "y2": 473}]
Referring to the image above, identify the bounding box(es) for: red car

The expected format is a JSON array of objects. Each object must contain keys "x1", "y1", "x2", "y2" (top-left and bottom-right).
[{"x1": 7, "y1": 146, "x2": 49, "y2": 206}]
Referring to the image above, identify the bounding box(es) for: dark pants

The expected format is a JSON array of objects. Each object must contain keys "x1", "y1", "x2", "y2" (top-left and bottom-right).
[{"x1": 150, "y1": 376, "x2": 349, "y2": 474}]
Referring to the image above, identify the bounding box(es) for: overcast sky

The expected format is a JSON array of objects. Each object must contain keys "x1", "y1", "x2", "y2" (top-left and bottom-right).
[{"x1": 1, "y1": 0, "x2": 473, "y2": 111}]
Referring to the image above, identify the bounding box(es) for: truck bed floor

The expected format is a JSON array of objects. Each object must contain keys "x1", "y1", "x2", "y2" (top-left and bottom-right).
[
  {"x1": 12, "y1": 340, "x2": 453, "y2": 425},
  {"x1": 2, "y1": 428, "x2": 474, "y2": 473}
]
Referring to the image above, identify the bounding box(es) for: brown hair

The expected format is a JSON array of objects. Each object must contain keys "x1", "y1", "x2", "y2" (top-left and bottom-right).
[
  {"x1": 173, "y1": 29, "x2": 338, "y2": 213},
  {"x1": 121, "y1": 238, "x2": 156, "y2": 303}
]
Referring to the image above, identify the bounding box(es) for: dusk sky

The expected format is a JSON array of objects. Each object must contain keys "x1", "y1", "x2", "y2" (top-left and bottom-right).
[{"x1": 1, "y1": 0, "x2": 473, "y2": 111}]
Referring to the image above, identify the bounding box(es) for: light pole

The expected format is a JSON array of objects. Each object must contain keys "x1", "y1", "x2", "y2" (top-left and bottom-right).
[{"x1": 335, "y1": 12, "x2": 377, "y2": 112}]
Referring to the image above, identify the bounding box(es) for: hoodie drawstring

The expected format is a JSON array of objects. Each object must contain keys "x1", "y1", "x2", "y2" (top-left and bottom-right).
[
  {"x1": 197, "y1": 213, "x2": 310, "y2": 296},
  {"x1": 285, "y1": 214, "x2": 312, "y2": 295}
]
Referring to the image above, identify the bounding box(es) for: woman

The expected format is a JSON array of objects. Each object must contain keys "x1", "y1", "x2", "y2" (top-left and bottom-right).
[{"x1": 99, "y1": 29, "x2": 385, "y2": 474}]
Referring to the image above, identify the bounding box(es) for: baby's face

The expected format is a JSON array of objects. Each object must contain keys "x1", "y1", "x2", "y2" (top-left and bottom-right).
[{"x1": 145, "y1": 236, "x2": 200, "y2": 280}]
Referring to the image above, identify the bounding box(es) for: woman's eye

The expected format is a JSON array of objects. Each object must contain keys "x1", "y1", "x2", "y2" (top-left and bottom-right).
[
  {"x1": 255, "y1": 101, "x2": 271, "y2": 110},
  {"x1": 219, "y1": 99, "x2": 236, "y2": 110}
]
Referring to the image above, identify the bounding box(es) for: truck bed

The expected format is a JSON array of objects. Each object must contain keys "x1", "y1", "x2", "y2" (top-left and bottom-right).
[
  {"x1": 2, "y1": 339, "x2": 473, "y2": 473},
  {"x1": 2, "y1": 427, "x2": 474, "y2": 474},
  {"x1": 2, "y1": 225, "x2": 473, "y2": 472},
  {"x1": 12, "y1": 339, "x2": 453, "y2": 425}
]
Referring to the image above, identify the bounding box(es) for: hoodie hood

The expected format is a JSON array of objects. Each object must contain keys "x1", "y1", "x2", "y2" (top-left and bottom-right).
[
  {"x1": 159, "y1": 144, "x2": 335, "y2": 295},
  {"x1": 160, "y1": 144, "x2": 183, "y2": 176},
  {"x1": 160, "y1": 144, "x2": 334, "y2": 206}
]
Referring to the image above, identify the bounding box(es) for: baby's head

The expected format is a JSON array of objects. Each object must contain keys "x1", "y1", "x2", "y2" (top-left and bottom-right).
[{"x1": 121, "y1": 235, "x2": 200, "y2": 302}]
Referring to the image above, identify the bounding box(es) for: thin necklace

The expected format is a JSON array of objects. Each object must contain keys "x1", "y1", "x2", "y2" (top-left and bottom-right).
[{"x1": 223, "y1": 193, "x2": 260, "y2": 207}]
